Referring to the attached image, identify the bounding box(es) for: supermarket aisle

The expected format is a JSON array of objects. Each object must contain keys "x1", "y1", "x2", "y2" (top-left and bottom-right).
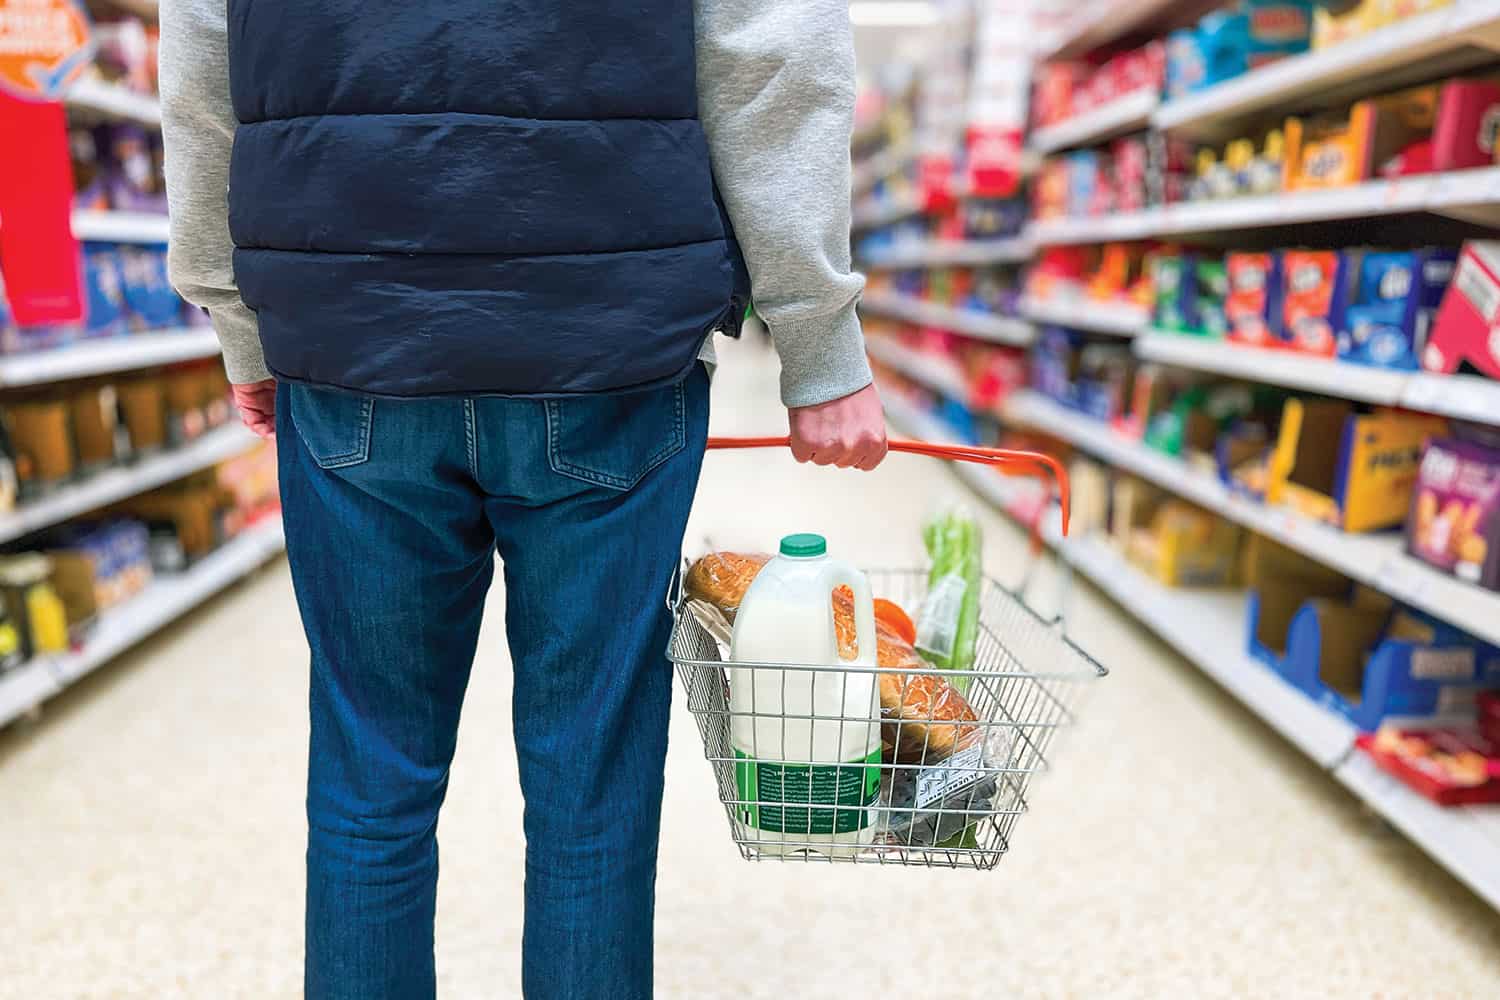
[{"x1": 3, "y1": 334, "x2": 1498, "y2": 999}]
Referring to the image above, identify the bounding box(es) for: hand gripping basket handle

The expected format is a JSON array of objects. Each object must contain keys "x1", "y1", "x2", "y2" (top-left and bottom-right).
[{"x1": 705, "y1": 436, "x2": 1071, "y2": 550}]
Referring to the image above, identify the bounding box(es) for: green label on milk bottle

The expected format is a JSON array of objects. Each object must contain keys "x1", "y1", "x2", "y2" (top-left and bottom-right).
[{"x1": 733, "y1": 748, "x2": 881, "y2": 834}]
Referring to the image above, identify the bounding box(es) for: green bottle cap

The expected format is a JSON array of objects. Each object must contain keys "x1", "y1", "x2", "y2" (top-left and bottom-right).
[{"x1": 780, "y1": 533, "x2": 827, "y2": 558}]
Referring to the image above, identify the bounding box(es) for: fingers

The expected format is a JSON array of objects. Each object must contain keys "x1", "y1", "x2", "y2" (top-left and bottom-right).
[{"x1": 241, "y1": 406, "x2": 275, "y2": 439}]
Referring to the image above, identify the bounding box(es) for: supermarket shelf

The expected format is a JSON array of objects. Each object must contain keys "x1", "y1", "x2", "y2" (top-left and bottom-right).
[
  {"x1": 852, "y1": 193, "x2": 923, "y2": 230},
  {"x1": 0, "y1": 659, "x2": 60, "y2": 730},
  {"x1": 891, "y1": 385, "x2": 1500, "y2": 911},
  {"x1": 1025, "y1": 166, "x2": 1500, "y2": 245},
  {"x1": 64, "y1": 77, "x2": 162, "y2": 125},
  {"x1": 0, "y1": 517, "x2": 286, "y2": 729},
  {"x1": 0, "y1": 423, "x2": 259, "y2": 545},
  {"x1": 1004, "y1": 389, "x2": 1500, "y2": 648},
  {"x1": 1027, "y1": 211, "x2": 1159, "y2": 245},
  {"x1": 1060, "y1": 530, "x2": 1358, "y2": 767},
  {"x1": 71, "y1": 210, "x2": 169, "y2": 244},
  {"x1": 1041, "y1": 0, "x2": 1206, "y2": 60},
  {"x1": 862, "y1": 236, "x2": 1033, "y2": 269},
  {"x1": 1029, "y1": 88, "x2": 1158, "y2": 155},
  {"x1": 1137, "y1": 332, "x2": 1500, "y2": 426},
  {"x1": 1135, "y1": 333, "x2": 1409, "y2": 404},
  {"x1": 0, "y1": 329, "x2": 220, "y2": 387},
  {"x1": 1335, "y1": 751, "x2": 1500, "y2": 911},
  {"x1": 1154, "y1": 2, "x2": 1500, "y2": 140},
  {"x1": 866, "y1": 338, "x2": 970, "y2": 401},
  {"x1": 860, "y1": 292, "x2": 1034, "y2": 346},
  {"x1": 1019, "y1": 296, "x2": 1148, "y2": 337},
  {"x1": 853, "y1": 142, "x2": 914, "y2": 196}
]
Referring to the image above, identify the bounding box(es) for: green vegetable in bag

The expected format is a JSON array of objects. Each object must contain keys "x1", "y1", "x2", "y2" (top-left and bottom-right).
[{"x1": 915, "y1": 504, "x2": 982, "y2": 691}]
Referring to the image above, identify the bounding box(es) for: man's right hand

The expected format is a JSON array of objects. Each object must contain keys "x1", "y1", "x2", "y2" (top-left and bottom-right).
[
  {"x1": 787, "y1": 382, "x2": 888, "y2": 470},
  {"x1": 232, "y1": 379, "x2": 277, "y2": 439}
]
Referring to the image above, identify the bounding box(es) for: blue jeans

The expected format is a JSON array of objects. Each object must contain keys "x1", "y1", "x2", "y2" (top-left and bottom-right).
[{"x1": 276, "y1": 367, "x2": 710, "y2": 999}]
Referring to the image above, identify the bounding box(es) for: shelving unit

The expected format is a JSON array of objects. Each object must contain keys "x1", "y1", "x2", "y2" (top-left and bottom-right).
[
  {"x1": 64, "y1": 78, "x2": 162, "y2": 126},
  {"x1": 862, "y1": 236, "x2": 1032, "y2": 269},
  {"x1": 1019, "y1": 296, "x2": 1148, "y2": 337},
  {"x1": 1027, "y1": 166, "x2": 1500, "y2": 245},
  {"x1": 1154, "y1": 1, "x2": 1500, "y2": 140},
  {"x1": 1003, "y1": 389, "x2": 1500, "y2": 649},
  {"x1": 866, "y1": 338, "x2": 970, "y2": 400},
  {"x1": 1136, "y1": 332, "x2": 1500, "y2": 426},
  {"x1": 888, "y1": 391, "x2": 1500, "y2": 908},
  {"x1": 1134, "y1": 332, "x2": 1409, "y2": 404},
  {"x1": 0, "y1": 329, "x2": 221, "y2": 387},
  {"x1": 0, "y1": 517, "x2": 285, "y2": 728},
  {"x1": 1029, "y1": 88, "x2": 1159, "y2": 155},
  {"x1": 852, "y1": 193, "x2": 923, "y2": 231},
  {"x1": 0, "y1": 423, "x2": 259, "y2": 545},
  {"x1": 71, "y1": 210, "x2": 170, "y2": 244},
  {"x1": 860, "y1": 291, "x2": 1034, "y2": 346}
]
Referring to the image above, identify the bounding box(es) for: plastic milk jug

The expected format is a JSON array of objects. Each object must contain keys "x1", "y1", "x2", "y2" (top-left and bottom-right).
[{"x1": 728, "y1": 533, "x2": 881, "y2": 857}]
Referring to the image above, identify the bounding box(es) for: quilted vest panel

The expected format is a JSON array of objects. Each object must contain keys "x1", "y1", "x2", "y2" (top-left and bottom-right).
[{"x1": 226, "y1": 0, "x2": 746, "y2": 396}]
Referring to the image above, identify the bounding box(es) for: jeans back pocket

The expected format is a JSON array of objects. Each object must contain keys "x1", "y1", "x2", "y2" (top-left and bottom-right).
[
  {"x1": 544, "y1": 381, "x2": 686, "y2": 491},
  {"x1": 286, "y1": 384, "x2": 375, "y2": 470}
]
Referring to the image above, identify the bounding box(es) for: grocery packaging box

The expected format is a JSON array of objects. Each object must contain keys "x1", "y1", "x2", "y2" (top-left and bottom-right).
[
  {"x1": 1423, "y1": 240, "x2": 1500, "y2": 379},
  {"x1": 1406, "y1": 435, "x2": 1500, "y2": 590},
  {"x1": 1283, "y1": 85, "x2": 1437, "y2": 191},
  {"x1": 1268, "y1": 399, "x2": 1446, "y2": 532},
  {"x1": 1337, "y1": 248, "x2": 1457, "y2": 371},
  {"x1": 1125, "y1": 499, "x2": 1242, "y2": 587},
  {"x1": 1226, "y1": 251, "x2": 1283, "y2": 347},
  {"x1": 1279, "y1": 249, "x2": 1358, "y2": 357},
  {"x1": 1244, "y1": 533, "x2": 1351, "y2": 669}
]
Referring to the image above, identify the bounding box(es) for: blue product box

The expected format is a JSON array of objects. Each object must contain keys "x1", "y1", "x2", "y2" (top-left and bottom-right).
[
  {"x1": 1030, "y1": 326, "x2": 1082, "y2": 408},
  {"x1": 119, "y1": 247, "x2": 186, "y2": 331},
  {"x1": 1165, "y1": 29, "x2": 1206, "y2": 99},
  {"x1": 82, "y1": 242, "x2": 128, "y2": 338},
  {"x1": 1336, "y1": 248, "x2": 1458, "y2": 371},
  {"x1": 1280, "y1": 601, "x2": 1500, "y2": 729}
]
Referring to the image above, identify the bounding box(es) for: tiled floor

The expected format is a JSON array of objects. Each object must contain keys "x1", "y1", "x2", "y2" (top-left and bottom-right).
[{"x1": 4, "y1": 334, "x2": 1498, "y2": 997}]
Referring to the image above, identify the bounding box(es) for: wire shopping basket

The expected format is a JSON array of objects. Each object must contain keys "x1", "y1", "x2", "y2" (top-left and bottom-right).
[{"x1": 669, "y1": 437, "x2": 1107, "y2": 869}]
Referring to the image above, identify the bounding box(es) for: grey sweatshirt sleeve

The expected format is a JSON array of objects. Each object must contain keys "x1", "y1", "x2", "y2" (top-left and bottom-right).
[
  {"x1": 694, "y1": 0, "x2": 873, "y2": 408},
  {"x1": 158, "y1": 0, "x2": 270, "y2": 385}
]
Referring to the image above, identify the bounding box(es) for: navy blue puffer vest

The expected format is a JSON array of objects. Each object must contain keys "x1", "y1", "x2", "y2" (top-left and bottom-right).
[{"x1": 226, "y1": 1, "x2": 748, "y2": 397}]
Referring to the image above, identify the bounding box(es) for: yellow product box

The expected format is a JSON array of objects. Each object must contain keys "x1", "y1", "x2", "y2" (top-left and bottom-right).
[
  {"x1": 1069, "y1": 457, "x2": 1112, "y2": 538},
  {"x1": 1267, "y1": 399, "x2": 1448, "y2": 532},
  {"x1": 1124, "y1": 498, "x2": 1243, "y2": 588},
  {"x1": 1283, "y1": 85, "x2": 1437, "y2": 191}
]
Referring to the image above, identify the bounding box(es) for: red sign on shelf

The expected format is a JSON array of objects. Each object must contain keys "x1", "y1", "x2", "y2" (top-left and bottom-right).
[
  {"x1": 0, "y1": 0, "x2": 93, "y2": 101},
  {"x1": 0, "y1": 90, "x2": 84, "y2": 325}
]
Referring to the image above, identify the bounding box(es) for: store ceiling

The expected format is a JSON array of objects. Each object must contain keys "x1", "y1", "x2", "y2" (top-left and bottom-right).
[{"x1": 851, "y1": 1, "x2": 940, "y2": 66}]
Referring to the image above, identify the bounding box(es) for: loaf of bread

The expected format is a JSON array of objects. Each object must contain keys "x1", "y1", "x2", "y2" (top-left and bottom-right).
[
  {"x1": 684, "y1": 552, "x2": 770, "y2": 617},
  {"x1": 832, "y1": 587, "x2": 979, "y2": 763}
]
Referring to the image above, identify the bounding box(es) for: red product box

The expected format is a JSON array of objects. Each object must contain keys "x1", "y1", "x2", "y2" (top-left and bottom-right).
[
  {"x1": 1432, "y1": 78, "x2": 1500, "y2": 173},
  {"x1": 1356, "y1": 727, "x2": 1500, "y2": 806},
  {"x1": 1423, "y1": 240, "x2": 1500, "y2": 379},
  {"x1": 1281, "y1": 250, "x2": 1350, "y2": 357},
  {"x1": 1480, "y1": 691, "x2": 1500, "y2": 743},
  {"x1": 1227, "y1": 252, "x2": 1278, "y2": 347}
]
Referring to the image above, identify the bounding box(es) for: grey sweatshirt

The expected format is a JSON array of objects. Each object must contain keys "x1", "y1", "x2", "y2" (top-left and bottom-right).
[{"x1": 159, "y1": 1, "x2": 872, "y2": 408}]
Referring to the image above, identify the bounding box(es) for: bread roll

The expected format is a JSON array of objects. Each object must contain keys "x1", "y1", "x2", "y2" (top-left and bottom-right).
[{"x1": 684, "y1": 552, "x2": 770, "y2": 617}]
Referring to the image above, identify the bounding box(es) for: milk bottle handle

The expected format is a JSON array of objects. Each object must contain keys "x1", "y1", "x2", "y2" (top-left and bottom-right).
[{"x1": 821, "y1": 561, "x2": 876, "y2": 665}]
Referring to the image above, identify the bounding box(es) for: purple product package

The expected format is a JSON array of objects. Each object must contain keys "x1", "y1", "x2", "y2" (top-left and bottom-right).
[{"x1": 1407, "y1": 436, "x2": 1500, "y2": 591}]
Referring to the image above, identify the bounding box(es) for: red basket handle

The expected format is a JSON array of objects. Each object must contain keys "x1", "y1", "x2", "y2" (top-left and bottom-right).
[{"x1": 705, "y1": 436, "x2": 1070, "y2": 544}]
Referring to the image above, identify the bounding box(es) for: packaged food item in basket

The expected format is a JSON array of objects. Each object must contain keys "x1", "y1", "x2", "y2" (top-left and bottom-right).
[
  {"x1": 916, "y1": 504, "x2": 983, "y2": 690},
  {"x1": 728, "y1": 534, "x2": 882, "y2": 858},
  {"x1": 683, "y1": 551, "x2": 769, "y2": 619},
  {"x1": 880, "y1": 726, "x2": 1007, "y2": 849},
  {"x1": 834, "y1": 586, "x2": 980, "y2": 763}
]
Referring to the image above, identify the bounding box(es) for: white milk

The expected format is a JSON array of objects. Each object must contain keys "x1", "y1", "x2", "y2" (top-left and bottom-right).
[{"x1": 728, "y1": 533, "x2": 880, "y2": 857}]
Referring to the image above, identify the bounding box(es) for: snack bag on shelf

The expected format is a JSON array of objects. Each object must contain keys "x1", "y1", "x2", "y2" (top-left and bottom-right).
[{"x1": 916, "y1": 503, "x2": 983, "y2": 692}]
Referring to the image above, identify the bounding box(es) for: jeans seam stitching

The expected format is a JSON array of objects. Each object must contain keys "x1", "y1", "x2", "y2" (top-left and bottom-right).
[
  {"x1": 306, "y1": 396, "x2": 373, "y2": 469},
  {"x1": 463, "y1": 399, "x2": 478, "y2": 478}
]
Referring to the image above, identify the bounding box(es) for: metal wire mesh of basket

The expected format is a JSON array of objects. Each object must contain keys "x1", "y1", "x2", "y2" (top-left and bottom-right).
[{"x1": 670, "y1": 563, "x2": 1105, "y2": 869}]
